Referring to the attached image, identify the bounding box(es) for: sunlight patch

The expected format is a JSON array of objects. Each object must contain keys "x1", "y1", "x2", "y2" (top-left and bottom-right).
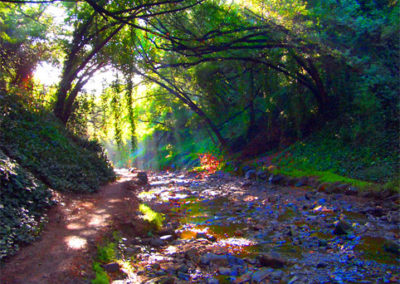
[
  {"x1": 65, "y1": 235, "x2": 87, "y2": 249},
  {"x1": 217, "y1": 237, "x2": 255, "y2": 247},
  {"x1": 67, "y1": 223, "x2": 84, "y2": 230},
  {"x1": 88, "y1": 214, "x2": 110, "y2": 226}
]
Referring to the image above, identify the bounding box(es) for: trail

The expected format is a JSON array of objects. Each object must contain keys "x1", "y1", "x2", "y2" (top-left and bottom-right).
[{"x1": 0, "y1": 169, "x2": 139, "y2": 284}]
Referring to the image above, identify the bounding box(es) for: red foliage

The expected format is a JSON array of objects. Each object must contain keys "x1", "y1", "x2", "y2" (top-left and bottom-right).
[{"x1": 198, "y1": 153, "x2": 221, "y2": 176}]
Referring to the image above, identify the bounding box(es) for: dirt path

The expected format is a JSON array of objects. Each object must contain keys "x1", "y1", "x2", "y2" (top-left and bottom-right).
[{"x1": 0, "y1": 169, "x2": 139, "y2": 284}]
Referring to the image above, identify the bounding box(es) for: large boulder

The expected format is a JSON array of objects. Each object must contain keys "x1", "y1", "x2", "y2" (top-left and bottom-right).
[
  {"x1": 137, "y1": 171, "x2": 148, "y2": 185},
  {"x1": 126, "y1": 171, "x2": 148, "y2": 190}
]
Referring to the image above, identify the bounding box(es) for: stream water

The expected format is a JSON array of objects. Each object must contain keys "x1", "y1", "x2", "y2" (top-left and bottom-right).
[{"x1": 118, "y1": 172, "x2": 399, "y2": 283}]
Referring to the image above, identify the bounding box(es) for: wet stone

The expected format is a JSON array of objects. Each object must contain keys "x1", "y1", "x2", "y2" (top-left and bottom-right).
[
  {"x1": 160, "y1": 235, "x2": 174, "y2": 242},
  {"x1": 195, "y1": 232, "x2": 207, "y2": 239},
  {"x1": 126, "y1": 172, "x2": 400, "y2": 284},
  {"x1": 218, "y1": 267, "x2": 232, "y2": 275},
  {"x1": 252, "y1": 268, "x2": 272, "y2": 283},
  {"x1": 272, "y1": 270, "x2": 284, "y2": 279},
  {"x1": 235, "y1": 272, "x2": 252, "y2": 284},
  {"x1": 258, "y1": 253, "x2": 287, "y2": 268},
  {"x1": 295, "y1": 177, "x2": 308, "y2": 187},
  {"x1": 149, "y1": 238, "x2": 165, "y2": 247},
  {"x1": 227, "y1": 255, "x2": 245, "y2": 266},
  {"x1": 383, "y1": 241, "x2": 400, "y2": 256},
  {"x1": 333, "y1": 220, "x2": 351, "y2": 235},
  {"x1": 200, "y1": 253, "x2": 228, "y2": 266},
  {"x1": 177, "y1": 272, "x2": 190, "y2": 281},
  {"x1": 102, "y1": 262, "x2": 120, "y2": 273},
  {"x1": 345, "y1": 186, "x2": 358, "y2": 196},
  {"x1": 207, "y1": 278, "x2": 219, "y2": 284},
  {"x1": 269, "y1": 174, "x2": 284, "y2": 184},
  {"x1": 137, "y1": 172, "x2": 148, "y2": 185},
  {"x1": 245, "y1": 170, "x2": 257, "y2": 180}
]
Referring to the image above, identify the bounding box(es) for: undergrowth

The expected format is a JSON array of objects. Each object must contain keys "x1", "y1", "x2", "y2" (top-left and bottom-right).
[
  {"x1": 91, "y1": 231, "x2": 123, "y2": 284},
  {"x1": 0, "y1": 150, "x2": 53, "y2": 260},
  {"x1": 269, "y1": 128, "x2": 399, "y2": 190},
  {"x1": 0, "y1": 95, "x2": 115, "y2": 193},
  {"x1": 139, "y1": 203, "x2": 164, "y2": 231}
]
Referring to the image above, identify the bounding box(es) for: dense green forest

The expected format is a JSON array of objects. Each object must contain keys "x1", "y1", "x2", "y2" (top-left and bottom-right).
[{"x1": 0, "y1": 0, "x2": 399, "y2": 262}]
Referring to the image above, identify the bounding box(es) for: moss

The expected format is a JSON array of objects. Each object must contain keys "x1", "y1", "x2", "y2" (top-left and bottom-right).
[
  {"x1": 139, "y1": 203, "x2": 164, "y2": 230},
  {"x1": 273, "y1": 167, "x2": 373, "y2": 189},
  {"x1": 269, "y1": 129, "x2": 398, "y2": 186},
  {"x1": 383, "y1": 177, "x2": 400, "y2": 193}
]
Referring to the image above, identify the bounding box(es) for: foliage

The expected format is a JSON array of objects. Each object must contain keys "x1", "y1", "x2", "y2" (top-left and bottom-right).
[
  {"x1": 0, "y1": 94, "x2": 115, "y2": 193},
  {"x1": 139, "y1": 203, "x2": 164, "y2": 231},
  {"x1": 195, "y1": 153, "x2": 222, "y2": 176},
  {"x1": 0, "y1": 149, "x2": 53, "y2": 260},
  {"x1": 3, "y1": 0, "x2": 398, "y2": 186},
  {"x1": 91, "y1": 232, "x2": 123, "y2": 284},
  {"x1": 270, "y1": 126, "x2": 399, "y2": 186},
  {"x1": 0, "y1": 3, "x2": 53, "y2": 92},
  {"x1": 96, "y1": 242, "x2": 116, "y2": 263},
  {"x1": 91, "y1": 262, "x2": 109, "y2": 284}
]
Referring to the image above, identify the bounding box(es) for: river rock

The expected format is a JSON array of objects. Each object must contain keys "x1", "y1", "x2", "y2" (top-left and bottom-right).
[
  {"x1": 145, "y1": 276, "x2": 177, "y2": 284},
  {"x1": 245, "y1": 170, "x2": 257, "y2": 180},
  {"x1": 252, "y1": 268, "x2": 272, "y2": 283},
  {"x1": 218, "y1": 267, "x2": 232, "y2": 275},
  {"x1": 295, "y1": 177, "x2": 308, "y2": 187},
  {"x1": 235, "y1": 273, "x2": 252, "y2": 284},
  {"x1": 200, "y1": 253, "x2": 228, "y2": 266},
  {"x1": 383, "y1": 241, "x2": 400, "y2": 256},
  {"x1": 185, "y1": 247, "x2": 199, "y2": 261},
  {"x1": 207, "y1": 278, "x2": 219, "y2": 284},
  {"x1": 269, "y1": 174, "x2": 284, "y2": 184},
  {"x1": 177, "y1": 272, "x2": 190, "y2": 281},
  {"x1": 227, "y1": 255, "x2": 245, "y2": 265},
  {"x1": 160, "y1": 235, "x2": 174, "y2": 242},
  {"x1": 333, "y1": 220, "x2": 351, "y2": 235},
  {"x1": 317, "y1": 183, "x2": 331, "y2": 193},
  {"x1": 258, "y1": 253, "x2": 287, "y2": 268},
  {"x1": 102, "y1": 262, "x2": 120, "y2": 273},
  {"x1": 345, "y1": 186, "x2": 358, "y2": 196},
  {"x1": 195, "y1": 232, "x2": 207, "y2": 239},
  {"x1": 137, "y1": 171, "x2": 148, "y2": 185},
  {"x1": 257, "y1": 170, "x2": 268, "y2": 180},
  {"x1": 149, "y1": 237, "x2": 165, "y2": 247}
]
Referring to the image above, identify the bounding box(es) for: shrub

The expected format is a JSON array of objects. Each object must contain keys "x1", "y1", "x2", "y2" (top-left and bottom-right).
[
  {"x1": 0, "y1": 96, "x2": 115, "y2": 193},
  {"x1": 0, "y1": 150, "x2": 53, "y2": 260}
]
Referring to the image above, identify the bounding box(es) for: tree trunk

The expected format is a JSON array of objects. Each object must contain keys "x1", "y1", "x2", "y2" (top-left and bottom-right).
[{"x1": 125, "y1": 72, "x2": 136, "y2": 151}]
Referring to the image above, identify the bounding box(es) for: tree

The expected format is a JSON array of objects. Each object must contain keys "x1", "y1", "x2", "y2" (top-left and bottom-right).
[
  {"x1": 0, "y1": 3, "x2": 51, "y2": 92},
  {"x1": 53, "y1": 0, "x2": 203, "y2": 124}
]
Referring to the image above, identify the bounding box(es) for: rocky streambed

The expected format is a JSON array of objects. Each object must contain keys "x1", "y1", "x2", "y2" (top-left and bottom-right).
[{"x1": 108, "y1": 171, "x2": 399, "y2": 283}]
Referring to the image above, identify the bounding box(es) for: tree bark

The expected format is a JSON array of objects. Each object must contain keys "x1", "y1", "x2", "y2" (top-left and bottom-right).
[{"x1": 54, "y1": 23, "x2": 124, "y2": 124}]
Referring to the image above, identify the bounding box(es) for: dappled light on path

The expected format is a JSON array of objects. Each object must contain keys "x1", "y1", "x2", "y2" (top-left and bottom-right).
[
  {"x1": 0, "y1": 169, "x2": 140, "y2": 284},
  {"x1": 65, "y1": 236, "x2": 87, "y2": 250}
]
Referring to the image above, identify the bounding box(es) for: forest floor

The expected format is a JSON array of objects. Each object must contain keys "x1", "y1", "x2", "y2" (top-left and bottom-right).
[{"x1": 1, "y1": 170, "x2": 399, "y2": 283}]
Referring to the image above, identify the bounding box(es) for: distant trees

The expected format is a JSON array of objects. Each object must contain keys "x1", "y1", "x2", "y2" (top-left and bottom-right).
[{"x1": 133, "y1": 0, "x2": 399, "y2": 154}]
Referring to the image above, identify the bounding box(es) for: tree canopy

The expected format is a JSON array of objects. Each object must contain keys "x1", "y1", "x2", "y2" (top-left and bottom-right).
[{"x1": 0, "y1": 0, "x2": 398, "y2": 169}]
